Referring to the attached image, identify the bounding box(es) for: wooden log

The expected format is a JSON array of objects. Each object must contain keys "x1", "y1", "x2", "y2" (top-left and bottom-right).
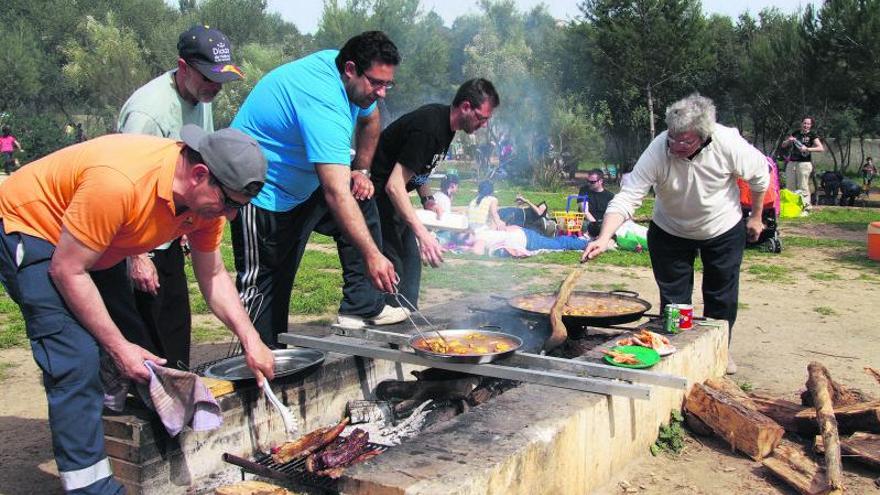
[
  {"x1": 795, "y1": 400, "x2": 880, "y2": 434},
  {"x1": 762, "y1": 440, "x2": 841, "y2": 495},
  {"x1": 806, "y1": 362, "x2": 844, "y2": 491},
  {"x1": 815, "y1": 432, "x2": 880, "y2": 470},
  {"x1": 750, "y1": 392, "x2": 815, "y2": 433},
  {"x1": 684, "y1": 383, "x2": 784, "y2": 460},
  {"x1": 801, "y1": 365, "x2": 870, "y2": 407},
  {"x1": 705, "y1": 377, "x2": 758, "y2": 409},
  {"x1": 545, "y1": 265, "x2": 586, "y2": 351}
]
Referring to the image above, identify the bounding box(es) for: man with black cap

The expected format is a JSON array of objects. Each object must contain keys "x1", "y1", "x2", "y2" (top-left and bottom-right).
[
  {"x1": 0, "y1": 126, "x2": 275, "y2": 494},
  {"x1": 107, "y1": 25, "x2": 244, "y2": 369}
]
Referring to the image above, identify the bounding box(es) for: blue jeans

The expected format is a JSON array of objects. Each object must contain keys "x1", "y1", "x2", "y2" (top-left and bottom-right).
[
  {"x1": 0, "y1": 224, "x2": 124, "y2": 494},
  {"x1": 523, "y1": 228, "x2": 588, "y2": 251}
]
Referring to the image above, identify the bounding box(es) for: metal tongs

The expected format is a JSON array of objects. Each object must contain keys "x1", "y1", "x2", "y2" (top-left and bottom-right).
[
  {"x1": 261, "y1": 379, "x2": 299, "y2": 436},
  {"x1": 389, "y1": 284, "x2": 450, "y2": 348}
]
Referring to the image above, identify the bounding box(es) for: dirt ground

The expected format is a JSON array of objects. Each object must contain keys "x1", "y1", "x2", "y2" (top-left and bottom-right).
[{"x1": 1, "y1": 222, "x2": 879, "y2": 494}]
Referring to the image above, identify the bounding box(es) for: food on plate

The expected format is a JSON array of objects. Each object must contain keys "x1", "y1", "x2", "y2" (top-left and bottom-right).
[
  {"x1": 601, "y1": 349, "x2": 642, "y2": 365},
  {"x1": 305, "y1": 428, "x2": 381, "y2": 478},
  {"x1": 271, "y1": 417, "x2": 349, "y2": 464},
  {"x1": 616, "y1": 329, "x2": 671, "y2": 351},
  {"x1": 513, "y1": 293, "x2": 646, "y2": 317},
  {"x1": 413, "y1": 332, "x2": 516, "y2": 355}
]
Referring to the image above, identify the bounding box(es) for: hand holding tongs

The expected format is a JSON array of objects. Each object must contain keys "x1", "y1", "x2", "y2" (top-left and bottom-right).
[
  {"x1": 389, "y1": 284, "x2": 450, "y2": 347},
  {"x1": 261, "y1": 380, "x2": 298, "y2": 436}
]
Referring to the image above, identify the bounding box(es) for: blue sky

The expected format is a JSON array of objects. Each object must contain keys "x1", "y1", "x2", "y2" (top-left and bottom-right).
[{"x1": 268, "y1": 0, "x2": 816, "y2": 35}]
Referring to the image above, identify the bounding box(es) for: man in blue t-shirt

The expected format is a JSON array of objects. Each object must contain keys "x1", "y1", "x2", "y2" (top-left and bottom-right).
[{"x1": 231, "y1": 31, "x2": 403, "y2": 346}]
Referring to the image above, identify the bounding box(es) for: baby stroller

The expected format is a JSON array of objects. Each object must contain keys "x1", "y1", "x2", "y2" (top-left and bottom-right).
[{"x1": 738, "y1": 156, "x2": 782, "y2": 253}]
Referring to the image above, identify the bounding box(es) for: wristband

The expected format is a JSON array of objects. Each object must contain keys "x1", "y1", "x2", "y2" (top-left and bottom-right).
[
  {"x1": 352, "y1": 169, "x2": 370, "y2": 178},
  {"x1": 420, "y1": 195, "x2": 435, "y2": 207}
]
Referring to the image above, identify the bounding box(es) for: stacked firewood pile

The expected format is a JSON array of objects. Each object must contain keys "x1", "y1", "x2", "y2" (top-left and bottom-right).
[{"x1": 684, "y1": 363, "x2": 880, "y2": 495}]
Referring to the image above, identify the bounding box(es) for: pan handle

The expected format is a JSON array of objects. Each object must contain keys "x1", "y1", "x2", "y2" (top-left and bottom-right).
[{"x1": 609, "y1": 290, "x2": 640, "y2": 298}]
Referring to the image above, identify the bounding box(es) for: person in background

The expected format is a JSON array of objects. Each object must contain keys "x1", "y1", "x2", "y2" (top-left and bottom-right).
[
  {"x1": 434, "y1": 174, "x2": 459, "y2": 216},
  {"x1": 819, "y1": 169, "x2": 843, "y2": 205},
  {"x1": 840, "y1": 178, "x2": 863, "y2": 206},
  {"x1": 1, "y1": 125, "x2": 23, "y2": 174},
  {"x1": 94, "y1": 25, "x2": 243, "y2": 370},
  {"x1": 467, "y1": 180, "x2": 505, "y2": 230},
  {"x1": 577, "y1": 168, "x2": 615, "y2": 237},
  {"x1": 862, "y1": 157, "x2": 876, "y2": 189},
  {"x1": 369, "y1": 78, "x2": 500, "y2": 308},
  {"x1": 231, "y1": 31, "x2": 404, "y2": 339},
  {"x1": 0, "y1": 127, "x2": 274, "y2": 494},
  {"x1": 781, "y1": 116, "x2": 824, "y2": 209},
  {"x1": 582, "y1": 94, "x2": 769, "y2": 376},
  {"x1": 460, "y1": 225, "x2": 587, "y2": 257}
]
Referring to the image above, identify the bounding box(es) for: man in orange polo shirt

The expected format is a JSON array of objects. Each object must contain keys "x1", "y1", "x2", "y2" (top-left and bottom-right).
[{"x1": 0, "y1": 125, "x2": 275, "y2": 494}]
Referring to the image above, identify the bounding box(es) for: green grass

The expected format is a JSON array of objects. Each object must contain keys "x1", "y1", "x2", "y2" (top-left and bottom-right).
[
  {"x1": 809, "y1": 272, "x2": 842, "y2": 282},
  {"x1": 738, "y1": 302, "x2": 750, "y2": 310},
  {"x1": 782, "y1": 235, "x2": 862, "y2": 249},
  {"x1": 191, "y1": 322, "x2": 229, "y2": 343},
  {"x1": 651, "y1": 410, "x2": 686, "y2": 456},
  {"x1": 738, "y1": 381, "x2": 754, "y2": 392},
  {"x1": 782, "y1": 206, "x2": 880, "y2": 229},
  {"x1": 855, "y1": 273, "x2": 880, "y2": 282},
  {"x1": 745, "y1": 263, "x2": 792, "y2": 283},
  {"x1": 814, "y1": 306, "x2": 837, "y2": 316},
  {"x1": 0, "y1": 291, "x2": 26, "y2": 349}
]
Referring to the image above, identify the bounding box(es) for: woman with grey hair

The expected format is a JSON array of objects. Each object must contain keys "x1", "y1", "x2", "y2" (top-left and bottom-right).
[{"x1": 582, "y1": 94, "x2": 770, "y2": 375}]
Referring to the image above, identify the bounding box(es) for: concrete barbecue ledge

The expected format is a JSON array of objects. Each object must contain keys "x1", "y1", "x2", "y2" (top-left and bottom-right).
[
  {"x1": 338, "y1": 322, "x2": 728, "y2": 495},
  {"x1": 102, "y1": 316, "x2": 727, "y2": 494}
]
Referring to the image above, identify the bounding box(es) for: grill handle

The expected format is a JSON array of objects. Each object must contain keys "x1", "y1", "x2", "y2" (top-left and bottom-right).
[{"x1": 222, "y1": 453, "x2": 291, "y2": 482}]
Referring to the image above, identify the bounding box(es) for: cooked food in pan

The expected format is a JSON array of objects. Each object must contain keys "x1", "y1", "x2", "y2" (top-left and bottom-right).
[
  {"x1": 513, "y1": 293, "x2": 646, "y2": 317},
  {"x1": 412, "y1": 332, "x2": 517, "y2": 356}
]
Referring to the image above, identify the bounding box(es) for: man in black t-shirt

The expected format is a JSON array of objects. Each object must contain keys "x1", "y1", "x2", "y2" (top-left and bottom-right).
[
  {"x1": 577, "y1": 169, "x2": 615, "y2": 237},
  {"x1": 371, "y1": 78, "x2": 500, "y2": 307},
  {"x1": 781, "y1": 116, "x2": 824, "y2": 208}
]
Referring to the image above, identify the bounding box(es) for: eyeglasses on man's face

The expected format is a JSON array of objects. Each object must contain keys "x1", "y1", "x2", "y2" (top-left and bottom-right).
[
  {"x1": 211, "y1": 174, "x2": 247, "y2": 210},
  {"x1": 363, "y1": 72, "x2": 395, "y2": 90},
  {"x1": 667, "y1": 135, "x2": 701, "y2": 148}
]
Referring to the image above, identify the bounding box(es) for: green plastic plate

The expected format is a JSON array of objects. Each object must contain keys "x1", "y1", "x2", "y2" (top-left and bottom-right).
[{"x1": 603, "y1": 345, "x2": 661, "y2": 369}]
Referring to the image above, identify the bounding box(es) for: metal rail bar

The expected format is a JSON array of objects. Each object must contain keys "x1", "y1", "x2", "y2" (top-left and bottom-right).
[
  {"x1": 329, "y1": 325, "x2": 686, "y2": 390},
  {"x1": 279, "y1": 333, "x2": 651, "y2": 400}
]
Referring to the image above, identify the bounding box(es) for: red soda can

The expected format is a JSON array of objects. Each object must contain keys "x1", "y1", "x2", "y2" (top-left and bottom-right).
[{"x1": 678, "y1": 304, "x2": 694, "y2": 329}]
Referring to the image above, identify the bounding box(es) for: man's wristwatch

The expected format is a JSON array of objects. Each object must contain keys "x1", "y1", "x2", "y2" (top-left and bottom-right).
[
  {"x1": 420, "y1": 195, "x2": 435, "y2": 207},
  {"x1": 352, "y1": 169, "x2": 370, "y2": 178}
]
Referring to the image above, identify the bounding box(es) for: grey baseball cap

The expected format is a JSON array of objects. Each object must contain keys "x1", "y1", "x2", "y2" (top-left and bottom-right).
[{"x1": 180, "y1": 124, "x2": 266, "y2": 196}]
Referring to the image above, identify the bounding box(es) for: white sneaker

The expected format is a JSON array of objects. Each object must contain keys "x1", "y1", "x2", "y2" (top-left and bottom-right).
[
  {"x1": 368, "y1": 305, "x2": 410, "y2": 325},
  {"x1": 336, "y1": 305, "x2": 410, "y2": 328}
]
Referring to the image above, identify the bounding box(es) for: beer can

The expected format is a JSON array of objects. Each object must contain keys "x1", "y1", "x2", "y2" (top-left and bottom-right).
[
  {"x1": 678, "y1": 304, "x2": 694, "y2": 329},
  {"x1": 663, "y1": 304, "x2": 681, "y2": 334}
]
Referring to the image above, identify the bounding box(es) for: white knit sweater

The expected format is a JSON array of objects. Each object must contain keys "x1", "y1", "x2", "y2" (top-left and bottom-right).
[{"x1": 606, "y1": 124, "x2": 770, "y2": 240}]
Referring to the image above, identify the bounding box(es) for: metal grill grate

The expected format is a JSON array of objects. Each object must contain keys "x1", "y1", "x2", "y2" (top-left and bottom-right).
[{"x1": 232, "y1": 442, "x2": 390, "y2": 491}]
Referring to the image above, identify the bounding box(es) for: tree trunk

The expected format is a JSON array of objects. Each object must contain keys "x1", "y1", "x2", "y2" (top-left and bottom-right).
[
  {"x1": 806, "y1": 362, "x2": 844, "y2": 491},
  {"x1": 646, "y1": 84, "x2": 655, "y2": 140}
]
